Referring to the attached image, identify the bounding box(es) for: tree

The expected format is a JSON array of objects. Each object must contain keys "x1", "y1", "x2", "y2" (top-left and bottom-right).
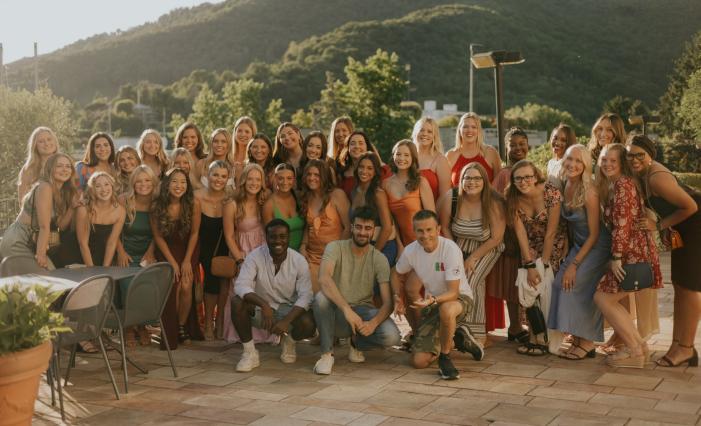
[
  {"x1": 505, "y1": 103, "x2": 585, "y2": 136},
  {"x1": 678, "y1": 69, "x2": 701, "y2": 139},
  {"x1": 302, "y1": 49, "x2": 414, "y2": 157},
  {"x1": 658, "y1": 31, "x2": 701, "y2": 137},
  {"x1": 0, "y1": 87, "x2": 78, "y2": 200}
]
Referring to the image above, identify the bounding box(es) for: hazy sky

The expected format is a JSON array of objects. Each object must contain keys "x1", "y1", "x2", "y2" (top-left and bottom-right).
[{"x1": 1, "y1": 0, "x2": 224, "y2": 64}]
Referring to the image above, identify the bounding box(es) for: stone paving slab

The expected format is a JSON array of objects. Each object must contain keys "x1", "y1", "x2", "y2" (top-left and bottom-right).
[{"x1": 32, "y1": 253, "x2": 701, "y2": 425}]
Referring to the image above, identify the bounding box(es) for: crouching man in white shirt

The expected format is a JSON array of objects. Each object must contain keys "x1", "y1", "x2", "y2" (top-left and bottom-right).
[
  {"x1": 392, "y1": 210, "x2": 483, "y2": 380},
  {"x1": 233, "y1": 218, "x2": 316, "y2": 372}
]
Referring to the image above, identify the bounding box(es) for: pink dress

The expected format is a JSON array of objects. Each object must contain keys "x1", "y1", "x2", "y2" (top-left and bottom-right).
[{"x1": 222, "y1": 216, "x2": 278, "y2": 343}]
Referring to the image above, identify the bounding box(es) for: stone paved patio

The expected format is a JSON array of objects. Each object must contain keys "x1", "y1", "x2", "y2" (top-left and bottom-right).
[{"x1": 33, "y1": 253, "x2": 701, "y2": 425}]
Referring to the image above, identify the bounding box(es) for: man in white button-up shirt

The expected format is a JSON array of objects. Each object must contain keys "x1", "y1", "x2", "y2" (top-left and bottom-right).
[{"x1": 232, "y1": 219, "x2": 316, "y2": 372}]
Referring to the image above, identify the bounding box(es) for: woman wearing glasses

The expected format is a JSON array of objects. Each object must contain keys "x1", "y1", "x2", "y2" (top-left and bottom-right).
[
  {"x1": 626, "y1": 135, "x2": 700, "y2": 368},
  {"x1": 548, "y1": 144, "x2": 611, "y2": 359},
  {"x1": 439, "y1": 162, "x2": 504, "y2": 345},
  {"x1": 505, "y1": 160, "x2": 567, "y2": 355}
]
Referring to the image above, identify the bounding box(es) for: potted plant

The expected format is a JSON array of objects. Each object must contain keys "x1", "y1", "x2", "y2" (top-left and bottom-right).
[{"x1": 0, "y1": 284, "x2": 68, "y2": 425}]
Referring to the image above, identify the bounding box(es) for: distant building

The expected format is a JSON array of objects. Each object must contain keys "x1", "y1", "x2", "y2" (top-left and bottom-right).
[{"x1": 421, "y1": 100, "x2": 464, "y2": 121}]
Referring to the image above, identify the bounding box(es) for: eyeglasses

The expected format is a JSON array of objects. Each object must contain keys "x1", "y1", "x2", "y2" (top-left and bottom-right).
[
  {"x1": 626, "y1": 152, "x2": 646, "y2": 161},
  {"x1": 462, "y1": 176, "x2": 484, "y2": 183},
  {"x1": 513, "y1": 175, "x2": 535, "y2": 183}
]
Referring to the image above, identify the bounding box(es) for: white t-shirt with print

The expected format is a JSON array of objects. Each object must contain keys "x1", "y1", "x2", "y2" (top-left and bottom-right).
[{"x1": 395, "y1": 236, "x2": 472, "y2": 299}]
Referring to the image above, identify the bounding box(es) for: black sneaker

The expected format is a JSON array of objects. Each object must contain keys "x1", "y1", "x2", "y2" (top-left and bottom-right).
[
  {"x1": 454, "y1": 323, "x2": 484, "y2": 361},
  {"x1": 438, "y1": 353, "x2": 460, "y2": 380}
]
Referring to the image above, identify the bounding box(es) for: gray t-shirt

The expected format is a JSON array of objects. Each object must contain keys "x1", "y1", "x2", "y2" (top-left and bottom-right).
[{"x1": 321, "y1": 239, "x2": 390, "y2": 307}]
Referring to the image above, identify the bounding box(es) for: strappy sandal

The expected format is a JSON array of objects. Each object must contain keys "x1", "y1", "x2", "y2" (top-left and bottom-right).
[
  {"x1": 656, "y1": 343, "x2": 699, "y2": 368},
  {"x1": 517, "y1": 342, "x2": 548, "y2": 356},
  {"x1": 559, "y1": 344, "x2": 596, "y2": 360}
]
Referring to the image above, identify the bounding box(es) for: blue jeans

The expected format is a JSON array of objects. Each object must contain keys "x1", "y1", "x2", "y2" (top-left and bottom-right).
[{"x1": 313, "y1": 292, "x2": 401, "y2": 354}]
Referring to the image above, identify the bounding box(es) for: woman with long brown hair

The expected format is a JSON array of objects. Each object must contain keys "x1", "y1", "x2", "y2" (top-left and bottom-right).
[
  {"x1": 151, "y1": 167, "x2": 203, "y2": 349},
  {"x1": 17, "y1": 126, "x2": 59, "y2": 202},
  {"x1": 232, "y1": 116, "x2": 257, "y2": 182},
  {"x1": 75, "y1": 132, "x2": 116, "y2": 191},
  {"x1": 272, "y1": 122, "x2": 304, "y2": 170}
]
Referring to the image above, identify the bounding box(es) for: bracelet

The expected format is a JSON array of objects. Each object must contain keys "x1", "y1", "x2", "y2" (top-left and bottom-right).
[
  {"x1": 572, "y1": 259, "x2": 581, "y2": 268},
  {"x1": 611, "y1": 255, "x2": 622, "y2": 261},
  {"x1": 236, "y1": 258, "x2": 244, "y2": 265},
  {"x1": 523, "y1": 262, "x2": 536, "y2": 269}
]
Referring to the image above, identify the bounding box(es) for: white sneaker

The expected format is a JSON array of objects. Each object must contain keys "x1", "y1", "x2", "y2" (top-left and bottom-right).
[
  {"x1": 313, "y1": 353, "x2": 334, "y2": 375},
  {"x1": 280, "y1": 335, "x2": 297, "y2": 364},
  {"x1": 348, "y1": 344, "x2": 365, "y2": 363},
  {"x1": 236, "y1": 349, "x2": 260, "y2": 372}
]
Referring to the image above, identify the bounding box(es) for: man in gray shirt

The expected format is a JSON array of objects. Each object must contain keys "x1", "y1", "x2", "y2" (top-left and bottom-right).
[
  {"x1": 233, "y1": 219, "x2": 316, "y2": 372},
  {"x1": 313, "y1": 206, "x2": 401, "y2": 375}
]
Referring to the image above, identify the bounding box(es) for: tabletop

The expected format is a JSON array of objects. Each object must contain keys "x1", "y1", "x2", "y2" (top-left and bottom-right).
[{"x1": 0, "y1": 266, "x2": 142, "y2": 292}]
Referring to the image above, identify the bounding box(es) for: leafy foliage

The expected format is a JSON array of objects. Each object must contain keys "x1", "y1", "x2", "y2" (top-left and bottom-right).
[
  {"x1": 0, "y1": 284, "x2": 69, "y2": 355},
  {"x1": 678, "y1": 69, "x2": 701, "y2": 139},
  {"x1": 505, "y1": 103, "x2": 585, "y2": 135},
  {"x1": 300, "y1": 50, "x2": 414, "y2": 157},
  {"x1": 0, "y1": 86, "x2": 78, "y2": 200}
]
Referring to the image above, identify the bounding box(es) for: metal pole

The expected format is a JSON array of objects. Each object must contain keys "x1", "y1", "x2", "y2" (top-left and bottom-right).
[
  {"x1": 33, "y1": 42, "x2": 38, "y2": 91},
  {"x1": 494, "y1": 64, "x2": 505, "y2": 160}
]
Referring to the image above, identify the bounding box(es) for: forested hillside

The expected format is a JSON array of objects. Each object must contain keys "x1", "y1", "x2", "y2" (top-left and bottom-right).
[{"x1": 7, "y1": 0, "x2": 701, "y2": 123}]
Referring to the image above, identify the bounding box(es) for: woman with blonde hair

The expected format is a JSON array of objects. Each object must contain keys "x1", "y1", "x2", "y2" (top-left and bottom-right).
[
  {"x1": 221, "y1": 163, "x2": 276, "y2": 343},
  {"x1": 327, "y1": 116, "x2": 354, "y2": 160},
  {"x1": 17, "y1": 126, "x2": 59, "y2": 202},
  {"x1": 194, "y1": 161, "x2": 232, "y2": 340},
  {"x1": 137, "y1": 129, "x2": 169, "y2": 178},
  {"x1": 594, "y1": 143, "x2": 662, "y2": 368},
  {"x1": 587, "y1": 113, "x2": 626, "y2": 164},
  {"x1": 75, "y1": 132, "x2": 116, "y2": 191},
  {"x1": 232, "y1": 116, "x2": 257, "y2": 181},
  {"x1": 72, "y1": 172, "x2": 126, "y2": 267},
  {"x1": 412, "y1": 117, "x2": 451, "y2": 202},
  {"x1": 548, "y1": 144, "x2": 611, "y2": 359},
  {"x1": 439, "y1": 162, "x2": 505, "y2": 344},
  {"x1": 116, "y1": 165, "x2": 157, "y2": 347},
  {"x1": 195, "y1": 128, "x2": 235, "y2": 190},
  {"x1": 2, "y1": 153, "x2": 78, "y2": 268},
  {"x1": 114, "y1": 145, "x2": 142, "y2": 195},
  {"x1": 446, "y1": 112, "x2": 502, "y2": 186},
  {"x1": 170, "y1": 147, "x2": 202, "y2": 191}
]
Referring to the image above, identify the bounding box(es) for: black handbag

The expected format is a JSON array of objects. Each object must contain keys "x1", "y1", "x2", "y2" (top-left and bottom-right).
[
  {"x1": 619, "y1": 263, "x2": 653, "y2": 292},
  {"x1": 525, "y1": 297, "x2": 548, "y2": 339}
]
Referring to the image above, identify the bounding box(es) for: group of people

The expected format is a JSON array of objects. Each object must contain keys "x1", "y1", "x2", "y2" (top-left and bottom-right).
[{"x1": 1, "y1": 111, "x2": 698, "y2": 380}]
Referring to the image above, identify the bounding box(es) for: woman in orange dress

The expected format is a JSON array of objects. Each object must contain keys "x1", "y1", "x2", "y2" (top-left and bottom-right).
[{"x1": 299, "y1": 159, "x2": 350, "y2": 292}]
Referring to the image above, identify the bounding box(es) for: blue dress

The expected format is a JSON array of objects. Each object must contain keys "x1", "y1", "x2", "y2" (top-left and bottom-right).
[{"x1": 548, "y1": 205, "x2": 611, "y2": 341}]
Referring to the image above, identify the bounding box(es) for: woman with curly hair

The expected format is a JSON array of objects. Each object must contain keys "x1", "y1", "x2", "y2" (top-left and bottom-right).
[
  {"x1": 300, "y1": 131, "x2": 337, "y2": 186},
  {"x1": 17, "y1": 126, "x2": 59, "y2": 202},
  {"x1": 151, "y1": 167, "x2": 203, "y2": 349},
  {"x1": 299, "y1": 159, "x2": 350, "y2": 292},
  {"x1": 2, "y1": 153, "x2": 78, "y2": 268},
  {"x1": 74, "y1": 172, "x2": 126, "y2": 267},
  {"x1": 114, "y1": 145, "x2": 141, "y2": 195},
  {"x1": 546, "y1": 123, "x2": 577, "y2": 182},
  {"x1": 137, "y1": 129, "x2": 169, "y2": 179}
]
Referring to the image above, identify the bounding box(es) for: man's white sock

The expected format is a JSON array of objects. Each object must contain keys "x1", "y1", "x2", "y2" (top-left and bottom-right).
[{"x1": 242, "y1": 340, "x2": 255, "y2": 352}]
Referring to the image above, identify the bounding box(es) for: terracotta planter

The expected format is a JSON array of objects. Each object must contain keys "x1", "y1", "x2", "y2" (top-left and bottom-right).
[{"x1": 0, "y1": 340, "x2": 52, "y2": 426}]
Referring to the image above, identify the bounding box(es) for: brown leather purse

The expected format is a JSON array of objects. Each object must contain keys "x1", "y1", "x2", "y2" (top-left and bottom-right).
[{"x1": 210, "y1": 233, "x2": 238, "y2": 278}]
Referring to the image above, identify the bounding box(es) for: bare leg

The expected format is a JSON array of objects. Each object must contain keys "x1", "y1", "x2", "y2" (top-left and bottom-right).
[
  {"x1": 594, "y1": 291, "x2": 644, "y2": 355},
  {"x1": 215, "y1": 279, "x2": 230, "y2": 338},
  {"x1": 506, "y1": 301, "x2": 524, "y2": 335},
  {"x1": 662, "y1": 284, "x2": 701, "y2": 363},
  {"x1": 178, "y1": 276, "x2": 193, "y2": 325},
  {"x1": 204, "y1": 293, "x2": 217, "y2": 340},
  {"x1": 439, "y1": 301, "x2": 462, "y2": 354},
  {"x1": 404, "y1": 271, "x2": 423, "y2": 332}
]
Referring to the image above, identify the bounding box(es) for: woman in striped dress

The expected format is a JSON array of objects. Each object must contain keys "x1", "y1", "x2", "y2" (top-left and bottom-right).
[{"x1": 439, "y1": 162, "x2": 505, "y2": 343}]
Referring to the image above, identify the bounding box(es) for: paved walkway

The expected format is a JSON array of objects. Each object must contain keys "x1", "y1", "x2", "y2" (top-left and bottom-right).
[{"x1": 34, "y1": 253, "x2": 701, "y2": 425}]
